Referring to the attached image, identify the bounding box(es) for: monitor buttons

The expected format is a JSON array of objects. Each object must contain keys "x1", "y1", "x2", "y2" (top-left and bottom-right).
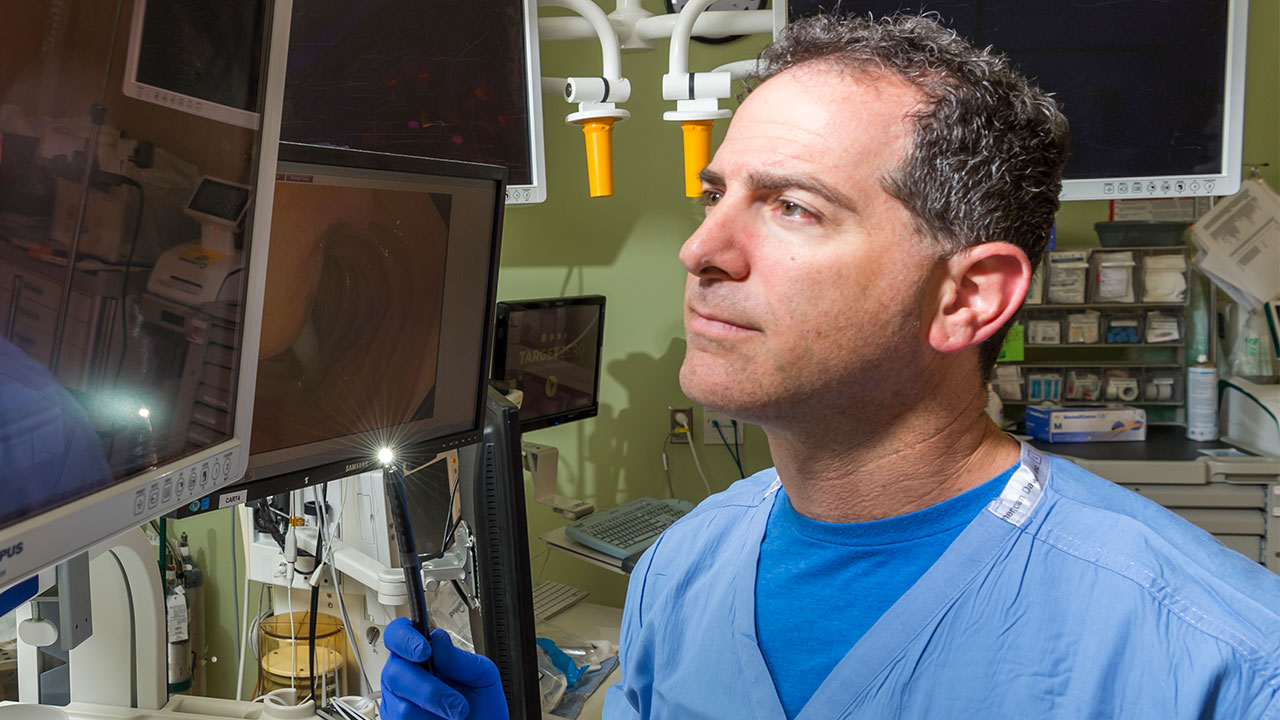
[
  {"x1": 1160, "y1": 180, "x2": 1172, "y2": 194},
  {"x1": 134, "y1": 490, "x2": 147, "y2": 516},
  {"x1": 176, "y1": 473, "x2": 187, "y2": 498},
  {"x1": 1174, "y1": 180, "x2": 1186, "y2": 193},
  {"x1": 1103, "y1": 183, "x2": 1115, "y2": 195},
  {"x1": 1205, "y1": 181, "x2": 1216, "y2": 193},
  {"x1": 162, "y1": 479, "x2": 173, "y2": 503},
  {"x1": 148, "y1": 485, "x2": 160, "y2": 510}
]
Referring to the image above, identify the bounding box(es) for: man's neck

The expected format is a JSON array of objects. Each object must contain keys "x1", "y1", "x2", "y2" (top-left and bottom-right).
[{"x1": 765, "y1": 392, "x2": 1021, "y2": 524}]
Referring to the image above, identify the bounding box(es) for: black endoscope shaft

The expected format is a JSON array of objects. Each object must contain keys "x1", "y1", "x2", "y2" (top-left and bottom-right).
[{"x1": 383, "y1": 462, "x2": 437, "y2": 674}]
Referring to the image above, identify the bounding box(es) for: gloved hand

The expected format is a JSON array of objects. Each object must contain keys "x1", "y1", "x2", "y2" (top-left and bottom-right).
[{"x1": 380, "y1": 617, "x2": 509, "y2": 720}]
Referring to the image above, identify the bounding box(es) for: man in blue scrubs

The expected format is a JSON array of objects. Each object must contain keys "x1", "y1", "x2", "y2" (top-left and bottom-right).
[{"x1": 380, "y1": 13, "x2": 1280, "y2": 719}]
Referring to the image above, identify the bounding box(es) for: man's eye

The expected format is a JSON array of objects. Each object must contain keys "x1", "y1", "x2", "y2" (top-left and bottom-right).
[
  {"x1": 780, "y1": 201, "x2": 809, "y2": 218},
  {"x1": 698, "y1": 190, "x2": 723, "y2": 208}
]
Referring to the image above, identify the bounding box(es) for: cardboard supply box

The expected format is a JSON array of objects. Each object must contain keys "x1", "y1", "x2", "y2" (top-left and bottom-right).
[{"x1": 1025, "y1": 405, "x2": 1147, "y2": 443}]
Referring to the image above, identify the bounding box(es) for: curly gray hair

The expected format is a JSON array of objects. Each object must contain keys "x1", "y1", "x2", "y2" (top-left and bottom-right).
[{"x1": 748, "y1": 13, "x2": 1070, "y2": 373}]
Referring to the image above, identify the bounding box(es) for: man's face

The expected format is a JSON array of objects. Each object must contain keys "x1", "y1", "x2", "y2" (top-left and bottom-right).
[{"x1": 678, "y1": 64, "x2": 944, "y2": 426}]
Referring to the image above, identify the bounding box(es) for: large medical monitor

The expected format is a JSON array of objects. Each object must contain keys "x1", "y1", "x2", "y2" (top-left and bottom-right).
[
  {"x1": 239, "y1": 143, "x2": 506, "y2": 488},
  {"x1": 279, "y1": 0, "x2": 546, "y2": 205},
  {"x1": 490, "y1": 296, "x2": 606, "y2": 433},
  {"x1": 123, "y1": 0, "x2": 267, "y2": 129},
  {"x1": 0, "y1": 0, "x2": 292, "y2": 597},
  {"x1": 787, "y1": 0, "x2": 1250, "y2": 201}
]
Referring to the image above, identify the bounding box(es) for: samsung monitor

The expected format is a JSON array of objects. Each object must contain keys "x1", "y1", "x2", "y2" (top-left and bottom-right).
[
  {"x1": 235, "y1": 142, "x2": 506, "y2": 492},
  {"x1": 0, "y1": 0, "x2": 291, "y2": 598},
  {"x1": 279, "y1": 0, "x2": 546, "y2": 205},
  {"x1": 490, "y1": 295, "x2": 606, "y2": 433},
  {"x1": 786, "y1": 0, "x2": 1250, "y2": 201},
  {"x1": 123, "y1": 0, "x2": 267, "y2": 129}
]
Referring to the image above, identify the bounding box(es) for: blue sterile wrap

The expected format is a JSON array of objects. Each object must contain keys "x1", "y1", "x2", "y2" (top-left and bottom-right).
[{"x1": 535, "y1": 637, "x2": 587, "y2": 687}]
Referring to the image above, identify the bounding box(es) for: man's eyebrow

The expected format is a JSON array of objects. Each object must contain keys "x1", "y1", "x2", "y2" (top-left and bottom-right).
[
  {"x1": 746, "y1": 170, "x2": 858, "y2": 214},
  {"x1": 696, "y1": 168, "x2": 859, "y2": 215}
]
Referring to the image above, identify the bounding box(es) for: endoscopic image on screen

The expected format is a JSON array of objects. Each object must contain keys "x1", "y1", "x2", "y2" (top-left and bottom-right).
[
  {"x1": 501, "y1": 305, "x2": 600, "y2": 423},
  {"x1": 250, "y1": 178, "x2": 450, "y2": 455}
]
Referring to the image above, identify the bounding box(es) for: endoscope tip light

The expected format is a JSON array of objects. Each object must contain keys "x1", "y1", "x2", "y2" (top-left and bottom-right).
[
  {"x1": 137, "y1": 408, "x2": 151, "y2": 419},
  {"x1": 377, "y1": 447, "x2": 395, "y2": 466}
]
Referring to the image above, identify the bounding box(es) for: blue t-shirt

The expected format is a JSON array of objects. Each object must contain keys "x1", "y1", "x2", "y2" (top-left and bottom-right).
[{"x1": 756, "y1": 465, "x2": 1015, "y2": 718}]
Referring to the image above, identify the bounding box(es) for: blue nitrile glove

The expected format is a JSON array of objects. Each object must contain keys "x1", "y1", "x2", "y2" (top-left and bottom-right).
[{"x1": 381, "y1": 617, "x2": 508, "y2": 720}]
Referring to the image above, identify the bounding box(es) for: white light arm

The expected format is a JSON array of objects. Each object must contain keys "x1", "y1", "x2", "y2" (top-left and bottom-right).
[
  {"x1": 331, "y1": 545, "x2": 408, "y2": 608},
  {"x1": 539, "y1": 0, "x2": 631, "y2": 103}
]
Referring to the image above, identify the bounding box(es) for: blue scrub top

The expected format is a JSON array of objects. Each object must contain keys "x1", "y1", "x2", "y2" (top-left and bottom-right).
[
  {"x1": 604, "y1": 453, "x2": 1280, "y2": 719},
  {"x1": 0, "y1": 337, "x2": 113, "y2": 528}
]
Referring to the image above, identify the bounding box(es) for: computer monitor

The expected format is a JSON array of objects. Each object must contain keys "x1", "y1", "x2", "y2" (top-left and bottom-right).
[
  {"x1": 0, "y1": 0, "x2": 292, "y2": 597},
  {"x1": 786, "y1": 0, "x2": 1250, "y2": 201},
  {"x1": 122, "y1": 0, "x2": 267, "y2": 129},
  {"x1": 236, "y1": 142, "x2": 506, "y2": 492},
  {"x1": 490, "y1": 295, "x2": 606, "y2": 433},
  {"x1": 458, "y1": 388, "x2": 540, "y2": 718},
  {"x1": 279, "y1": 0, "x2": 546, "y2": 205}
]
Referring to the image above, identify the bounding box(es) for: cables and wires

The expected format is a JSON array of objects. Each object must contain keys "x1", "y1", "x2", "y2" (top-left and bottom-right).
[
  {"x1": 666, "y1": 411, "x2": 712, "y2": 498},
  {"x1": 712, "y1": 419, "x2": 747, "y2": 480},
  {"x1": 684, "y1": 436, "x2": 712, "y2": 497},
  {"x1": 660, "y1": 433, "x2": 677, "y2": 499},
  {"x1": 313, "y1": 484, "x2": 372, "y2": 693},
  {"x1": 232, "y1": 510, "x2": 242, "y2": 661},
  {"x1": 110, "y1": 176, "x2": 145, "y2": 383}
]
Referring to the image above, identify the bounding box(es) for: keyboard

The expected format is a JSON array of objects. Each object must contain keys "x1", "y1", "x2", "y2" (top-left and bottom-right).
[
  {"x1": 531, "y1": 580, "x2": 590, "y2": 620},
  {"x1": 565, "y1": 497, "x2": 696, "y2": 560}
]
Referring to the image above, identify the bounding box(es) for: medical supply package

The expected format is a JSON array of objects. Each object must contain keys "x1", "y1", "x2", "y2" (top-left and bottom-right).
[{"x1": 1025, "y1": 405, "x2": 1146, "y2": 443}]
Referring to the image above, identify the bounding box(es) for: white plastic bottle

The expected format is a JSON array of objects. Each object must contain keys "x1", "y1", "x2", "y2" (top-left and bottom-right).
[{"x1": 1186, "y1": 354, "x2": 1218, "y2": 441}]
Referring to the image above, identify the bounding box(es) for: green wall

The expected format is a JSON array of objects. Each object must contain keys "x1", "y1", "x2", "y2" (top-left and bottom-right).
[{"x1": 179, "y1": 0, "x2": 1280, "y2": 698}]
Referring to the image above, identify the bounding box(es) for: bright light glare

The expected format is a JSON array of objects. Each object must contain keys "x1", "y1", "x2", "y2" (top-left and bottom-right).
[
  {"x1": 138, "y1": 408, "x2": 151, "y2": 419},
  {"x1": 377, "y1": 447, "x2": 395, "y2": 465}
]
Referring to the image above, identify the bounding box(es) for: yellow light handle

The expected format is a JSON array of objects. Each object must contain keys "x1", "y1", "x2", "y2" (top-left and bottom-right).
[
  {"x1": 577, "y1": 118, "x2": 615, "y2": 198},
  {"x1": 680, "y1": 120, "x2": 715, "y2": 198}
]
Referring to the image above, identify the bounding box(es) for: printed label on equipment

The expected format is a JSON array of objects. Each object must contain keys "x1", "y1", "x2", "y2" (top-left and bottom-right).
[{"x1": 218, "y1": 489, "x2": 247, "y2": 508}]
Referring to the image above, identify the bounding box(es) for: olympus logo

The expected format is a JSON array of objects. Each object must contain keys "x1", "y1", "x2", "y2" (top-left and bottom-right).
[{"x1": 0, "y1": 542, "x2": 23, "y2": 563}]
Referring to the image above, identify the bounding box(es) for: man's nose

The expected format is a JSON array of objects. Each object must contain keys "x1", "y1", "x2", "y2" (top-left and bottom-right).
[{"x1": 679, "y1": 205, "x2": 750, "y2": 281}]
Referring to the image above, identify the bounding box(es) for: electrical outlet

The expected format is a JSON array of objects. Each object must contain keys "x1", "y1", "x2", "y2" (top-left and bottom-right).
[
  {"x1": 668, "y1": 406, "x2": 693, "y2": 443},
  {"x1": 704, "y1": 408, "x2": 745, "y2": 446}
]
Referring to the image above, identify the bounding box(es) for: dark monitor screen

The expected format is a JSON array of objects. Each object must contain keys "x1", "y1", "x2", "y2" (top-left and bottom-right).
[
  {"x1": 244, "y1": 143, "x2": 505, "y2": 484},
  {"x1": 490, "y1": 296, "x2": 605, "y2": 433},
  {"x1": 281, "y1": 0, "x2": 535, "y2": 187},
  {"x1": 188, "y1": 179, "x2": 252, "y2": 224},
  {"x1": 787, "y1": 1, "x2": 1237, "y2": 185},
  {"x1": 124, "y1": 0, "x2": 266, "y2": 128}
]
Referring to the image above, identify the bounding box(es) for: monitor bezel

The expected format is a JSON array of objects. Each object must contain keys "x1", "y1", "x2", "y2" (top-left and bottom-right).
[
  {"x1": 1056, "y1": 0, "x2": 1249, "y2": 201},
  {"x1": 507, "y1": 0, "x2": 547, "y2": 206},
  {"x1": 490, "y1": 295, "x2": 606, "y2": 433},
  {"x1": 0, "y1": 0, "x2": 290, "y2": 595},
  {"x1": 121, "y1": 0, "x2": 265, "y2": 130},
  {"x1": 783, "y1": 0, "x2": 1250, "y2": 202},
  {"x1": 240, "y1": 141, "x2": 508, "y2": 485}
]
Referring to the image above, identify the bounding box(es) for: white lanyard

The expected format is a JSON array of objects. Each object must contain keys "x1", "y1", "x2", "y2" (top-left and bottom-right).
[{"x1": 986, "y1": 442, "x2": 1050, "y2": 528}]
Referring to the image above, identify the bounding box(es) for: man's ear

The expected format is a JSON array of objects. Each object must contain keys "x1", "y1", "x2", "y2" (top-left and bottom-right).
[{"x1": 927, "y1": 243, "x2": 1030, "y2": 354}]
